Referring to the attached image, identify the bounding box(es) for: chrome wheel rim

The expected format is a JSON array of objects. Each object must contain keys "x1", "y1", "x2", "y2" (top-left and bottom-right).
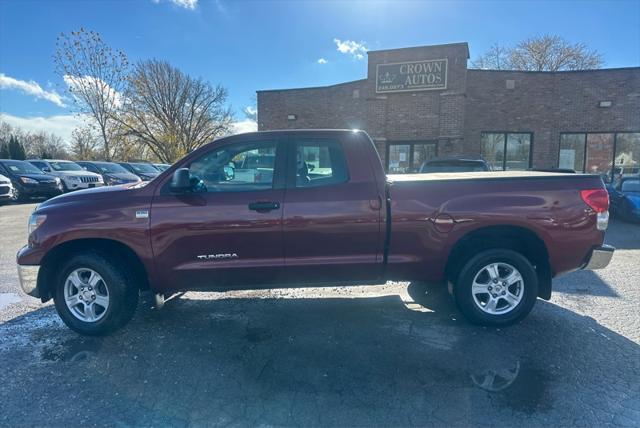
[
  {"x1": 471, "y1": 262, "x2": 524, "y2": 315},
  {"x1": 64, "y1": 268, "x2": 109, "y2": 322}
]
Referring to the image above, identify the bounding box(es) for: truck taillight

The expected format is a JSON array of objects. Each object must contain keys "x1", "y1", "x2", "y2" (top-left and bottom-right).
[
  {"x1": 580, "y1": 188, "x2": 609, "y2": 231},
  {"x1": 580, "y1": 189, "x2": 609, "y2": 213}
]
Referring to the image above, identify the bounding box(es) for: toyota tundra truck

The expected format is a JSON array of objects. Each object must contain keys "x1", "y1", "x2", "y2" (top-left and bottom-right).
[{"x1": 17, "y1": 130, "x2": 614, "y2": 335}]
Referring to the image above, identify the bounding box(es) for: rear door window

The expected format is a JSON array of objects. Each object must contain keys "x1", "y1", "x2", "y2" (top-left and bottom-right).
[{"x1": 292, "y1": 139, "x2": 348, "y2": 188}]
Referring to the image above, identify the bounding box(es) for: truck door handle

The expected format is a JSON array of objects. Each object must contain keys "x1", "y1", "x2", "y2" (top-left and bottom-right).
[{"x1": 248, "y1": 201, "x2": 280, "y2": 212}]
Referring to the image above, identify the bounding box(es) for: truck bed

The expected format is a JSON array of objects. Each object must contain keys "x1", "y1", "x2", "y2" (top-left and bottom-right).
[{"x1": 387, "y1": 171, "x2": 600, "y2": 183}]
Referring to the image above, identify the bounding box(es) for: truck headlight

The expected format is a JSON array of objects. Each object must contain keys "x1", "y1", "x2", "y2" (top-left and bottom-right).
[{"x1": 28, "y1": 213, "x2": 47, "y2": 236}]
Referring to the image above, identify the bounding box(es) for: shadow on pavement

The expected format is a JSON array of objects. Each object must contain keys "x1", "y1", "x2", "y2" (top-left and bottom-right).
[
  {"x1": 552, "y1": 269, "x2": 620, "y2": 297},
  {"x1": 0, "y1": 283, "x2": 638, "y2": 427},
  {"x1": 605, "y1": 218, "x2": 640, "y2": 250}
]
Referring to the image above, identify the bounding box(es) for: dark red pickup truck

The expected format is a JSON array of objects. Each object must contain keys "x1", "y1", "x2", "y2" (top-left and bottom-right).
[{"x1": 17, "y1": 130, "x2": 614, "y2": 335}]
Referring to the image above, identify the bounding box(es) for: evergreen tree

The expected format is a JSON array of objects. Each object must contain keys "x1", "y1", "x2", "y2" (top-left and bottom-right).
[
  {"x1": 0, "y1": 142, "x2": 10, "y2": 159},
  {"x1": 8, "y1": 135, "x2": 27, "y2": 160}
]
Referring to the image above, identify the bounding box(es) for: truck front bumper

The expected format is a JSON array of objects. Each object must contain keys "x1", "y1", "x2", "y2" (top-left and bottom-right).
[
  {"x1": 17, "y1": 264, "x2": 40, "y2": 298},
  {"x1": 584, "y1": 245, "x2": 615, "y2": 270}
]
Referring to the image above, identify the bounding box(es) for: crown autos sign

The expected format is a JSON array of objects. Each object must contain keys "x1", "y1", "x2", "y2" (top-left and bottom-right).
[{"x1": 376, "y1": 59, "x2": 448, "y2": 93}]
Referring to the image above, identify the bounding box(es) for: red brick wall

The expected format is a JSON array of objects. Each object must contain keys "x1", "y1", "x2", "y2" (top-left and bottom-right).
[{"x1": 257, "y1": 43, "x2": 640, "y2": 170}]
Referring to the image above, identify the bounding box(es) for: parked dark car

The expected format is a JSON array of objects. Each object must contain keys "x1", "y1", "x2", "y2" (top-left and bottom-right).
[
  {"x1": 117, "y1": 162, "x2": 160, "y2": 181},
  {"x1": 419, "y1": 157, "x2": 491, "y2": 173},
  {"x1": 153, "y1": 163, "x2": 171, "y2": 172},
  {"x1": 76, "y1": 161, "x2": 141, "y2": 186},
  {"x1": 17, "y1": 130, "x2": 613, "y2": 336},
  {"x1": 608, "y1": 176, "x2": 640, "y2": 222},
  {"x1": 0, "y1": 159, "x2": 63, "y2": 201}
]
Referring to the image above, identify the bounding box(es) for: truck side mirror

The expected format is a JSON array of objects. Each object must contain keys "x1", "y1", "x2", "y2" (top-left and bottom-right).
[{"x1": 170, "y1": 168, "x2": 191, "y2": 193}]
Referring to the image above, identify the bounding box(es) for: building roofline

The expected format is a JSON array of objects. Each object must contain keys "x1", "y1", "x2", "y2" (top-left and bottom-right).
[
  {"x1": 257, "y1": 78, "x2": 367, "y2": 94},
  {"x1": 367, "y1": 42, "x2": 470, "y2": 59},
  {"x1": 468, "y1": 66, "x2": 640, "y2": 74}
]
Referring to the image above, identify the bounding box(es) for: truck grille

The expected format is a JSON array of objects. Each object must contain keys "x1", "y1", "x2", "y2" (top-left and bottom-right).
[{"x1": 80, "y1": 176, "x2": 100, "y2": 183}]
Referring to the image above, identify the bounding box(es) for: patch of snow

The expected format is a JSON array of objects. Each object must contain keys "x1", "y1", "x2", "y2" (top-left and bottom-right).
[{"x1": 0, "y1": 293, "x2": 21, "y2": 311}]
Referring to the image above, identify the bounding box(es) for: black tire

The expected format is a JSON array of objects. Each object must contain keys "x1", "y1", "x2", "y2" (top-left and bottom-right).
[
  {"x1": 453, "y1": 248, "x2": 538, "y2": 327},
  {"x1": 11, "y1": 185, "x2": 24, "y2": 202},
  {"x1": 53, "y1": 251, "x2": 139, "y2": 336}
]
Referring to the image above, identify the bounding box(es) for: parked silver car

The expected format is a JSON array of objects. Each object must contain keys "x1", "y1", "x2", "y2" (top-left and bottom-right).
[{"x1": 0, "y1": 173, "x2": 14, "y2": 204}]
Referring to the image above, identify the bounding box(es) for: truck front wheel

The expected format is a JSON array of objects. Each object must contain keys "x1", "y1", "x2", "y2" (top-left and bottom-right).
[
  {"x1": 52, "y1": 252, "x2": 139, "y2": 336},
  {"x1": 454, "y1": 249, "x2": 538, "y2": 327}
]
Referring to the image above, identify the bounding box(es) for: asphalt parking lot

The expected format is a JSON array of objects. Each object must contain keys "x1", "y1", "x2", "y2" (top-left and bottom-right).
[{"x1": 0, "y1": 202, "x2": 638, "y2": 427}]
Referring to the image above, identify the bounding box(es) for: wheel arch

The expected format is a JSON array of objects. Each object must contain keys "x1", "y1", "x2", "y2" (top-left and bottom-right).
[
  {"x1": 37, "y1": 238, "x2": 150, "y2": 302},
  {"x1": 445, "y1": 225, "x2": 552, "y2": 300}
]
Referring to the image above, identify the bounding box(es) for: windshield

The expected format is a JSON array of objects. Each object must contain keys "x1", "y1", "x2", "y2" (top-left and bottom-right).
[
  {"x1": 621, "y1": 179, "x2": 640, "y2": 192},
  {"x1": 2, "y1": 160, "x2": 44, "y2": 174},
  {"x1": 130, "y1": 163, "x2": 159, "y2": 173},
  {"x1": 49, "y1": 161, "x2": 84, "y2": 172},
  {"x1": 95, "y1": 162, "x2": 129, "y2": 174}
]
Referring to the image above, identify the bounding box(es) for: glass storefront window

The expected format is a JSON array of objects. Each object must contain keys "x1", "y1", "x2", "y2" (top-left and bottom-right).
[
  {"x1": 585, "y1": 133, "x2": 614, "y2": 178},
  {"x1": 559, "y1": 134, "x2": 586, "y2": 172},
  {"x1": 481, "y1": 133, "x2": 531, "y2": 170},
  {"x1": 506, "y1": 133, "x2": 531, "y2": 170},
  {"x1": 480, "y1": 133, "x2": 505, "y2": 170},
  {"x1": 558, "y1": 132, "x2": 639, "y2": 182},
  {"x1": 387, "y1": 142, "x2": 437, "y2": 173},
  {"x1": 613, "y1": 133, "x2": 640, "y2": 182}
]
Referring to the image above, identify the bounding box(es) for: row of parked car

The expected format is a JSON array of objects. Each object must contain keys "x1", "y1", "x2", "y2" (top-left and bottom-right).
[{"x1": 0, "y1": 158, "x2": 170, "y2": 203}]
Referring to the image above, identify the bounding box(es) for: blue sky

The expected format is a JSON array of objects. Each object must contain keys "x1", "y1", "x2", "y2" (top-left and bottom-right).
[{"x1": 1, "y1": 0, "x2": 639, "y2": 140}]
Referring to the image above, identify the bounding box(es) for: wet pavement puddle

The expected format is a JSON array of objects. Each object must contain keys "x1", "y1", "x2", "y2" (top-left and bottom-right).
[{"x1": 41, "y1": 337, "x2": 103, "y2": 362}]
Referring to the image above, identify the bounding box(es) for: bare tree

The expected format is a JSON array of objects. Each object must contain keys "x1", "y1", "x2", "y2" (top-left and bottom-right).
[
  {"x1": 471, "y1": 35, "x2": 603, "y2": 71},
  {"x1": 116, "y1": 60, "x2": 233, "y2": 163},
  {"x1": 470, "y1": 44, "x2": 510, "y2": 70},
  {"x1": 26, "y1": 132, "x2": 70, "y2": 159},
  {"x1": 70, "y1": 126, "x2": 100, "y2": 160},
  {"x1": 54, "y1": 28, "x2": 129, "y2": 160}
]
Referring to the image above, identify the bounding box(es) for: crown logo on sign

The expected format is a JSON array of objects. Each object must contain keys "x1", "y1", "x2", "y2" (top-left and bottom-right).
[{"x1": 378, "y1": 72, "x2": 396, "y2": 84}]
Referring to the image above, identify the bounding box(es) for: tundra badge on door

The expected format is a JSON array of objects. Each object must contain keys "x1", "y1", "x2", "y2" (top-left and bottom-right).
[{"x1": 197, "y1": 253, "x2": 239, "y2": 260}]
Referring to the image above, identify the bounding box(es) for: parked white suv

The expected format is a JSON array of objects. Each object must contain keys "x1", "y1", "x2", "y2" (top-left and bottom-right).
[
  {"x1": 0, "y1": 173, "x2": 14, "y2": 204},
  {"x1": 28, "y1": 159, "x2": 103, "y2": 192}
]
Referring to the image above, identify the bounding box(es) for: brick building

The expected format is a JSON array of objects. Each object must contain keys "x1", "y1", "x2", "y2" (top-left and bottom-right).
[{"x1": 257, "y1": 42, "x2": 640, "y2": 179}]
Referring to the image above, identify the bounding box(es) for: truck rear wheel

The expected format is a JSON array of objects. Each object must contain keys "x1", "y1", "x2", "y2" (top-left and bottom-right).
[
  {"x1": 53, "y1": 252, "x2": 139, "y2": 336},
  {"x1": 454, "y1": 249, "x2": 538, "y2": 327}
]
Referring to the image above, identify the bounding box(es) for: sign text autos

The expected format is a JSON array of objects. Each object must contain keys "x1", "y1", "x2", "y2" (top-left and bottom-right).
[{"x1": 376, "y1": 59, "x2": 448, "y2": 93}]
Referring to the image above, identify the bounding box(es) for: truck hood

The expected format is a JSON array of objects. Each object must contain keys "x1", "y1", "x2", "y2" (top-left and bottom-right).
[{"x1": 37, "y1": 181, "x2": 149, "y2": 209}]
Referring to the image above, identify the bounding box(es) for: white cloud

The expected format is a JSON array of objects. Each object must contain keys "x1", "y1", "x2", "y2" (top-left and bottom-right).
[
  {"x1": 317, "y1": 58, "x2": 328, "y2": 64},
  {"x1": 172, "y1": 0, "x2": 197, "y2": 9},
  {"x1": 63, "y1": 75, "x2": 123, "y2": 107},
  {"x1": 153, "y1": 0, "x2": 198, "y2": 9},
  {"x1": 229, "y1": 119, "x2": 257, "y2": 135},
  {"x1": 333, "y1": 39, "x2": 367, "y2": 60},
  {"x1": 0, "y1": 73, "x2": 66, "y2": 107},
  {"x1": 0, "y1": 112, "x2": 88, "y2": 141}
]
